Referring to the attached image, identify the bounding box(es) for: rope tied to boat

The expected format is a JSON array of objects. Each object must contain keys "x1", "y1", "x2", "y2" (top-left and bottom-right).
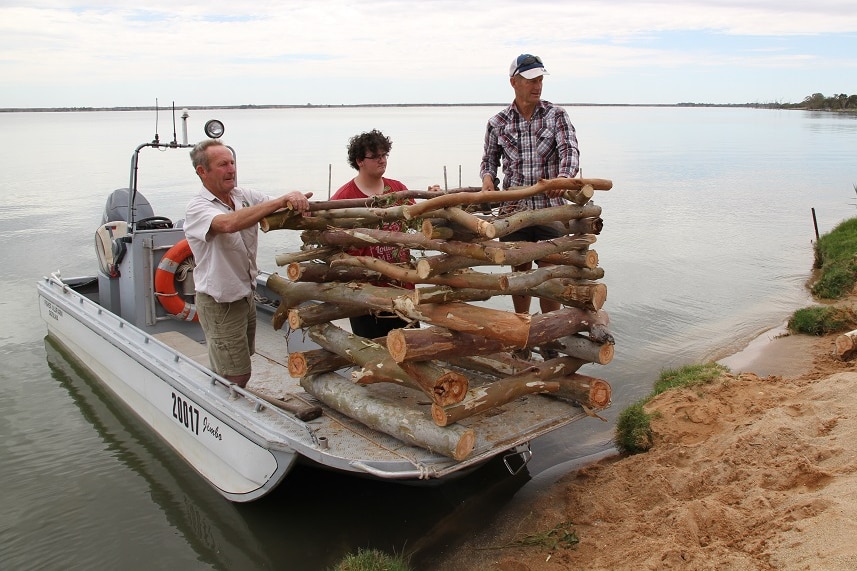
[{"x1": 175, "y1": 256, "x2": 196, "y2": 281}]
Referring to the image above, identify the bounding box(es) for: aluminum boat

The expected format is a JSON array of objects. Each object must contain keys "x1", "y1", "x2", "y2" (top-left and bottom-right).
[{"x1": 37, "y1": 112, "x2": 598, "y2": 502}]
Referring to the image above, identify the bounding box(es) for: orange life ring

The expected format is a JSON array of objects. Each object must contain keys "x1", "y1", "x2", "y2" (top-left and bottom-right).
[{"x1": 154, "y1": 239, "x2": 198, "y2": 321}]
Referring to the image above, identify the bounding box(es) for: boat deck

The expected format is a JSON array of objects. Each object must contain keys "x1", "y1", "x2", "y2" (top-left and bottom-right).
[{"x1": 154, "y1": 312, "x2": 591, "y2": 479}]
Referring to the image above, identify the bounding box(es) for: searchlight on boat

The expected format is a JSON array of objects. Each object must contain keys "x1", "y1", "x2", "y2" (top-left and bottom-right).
[{"x1": 204, "y1": 119, "x2": 225, "y2": 139}]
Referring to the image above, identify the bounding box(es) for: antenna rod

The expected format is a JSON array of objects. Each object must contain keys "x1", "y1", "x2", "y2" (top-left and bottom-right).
[
  {"x1": 171, "y1": 101, "x2": 178, "y2": 146},
  {"x1": 153, "y1": 98, "x2": 160, "y2": 144}
]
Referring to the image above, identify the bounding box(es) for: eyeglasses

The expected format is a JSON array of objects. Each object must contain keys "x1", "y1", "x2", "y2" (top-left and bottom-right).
[
  {"x1": 512, "y1": 54, "x2": 543, "y2": 76},
  {"x1": 363, "y1": 153, "x2": 389, "y2": 161}
]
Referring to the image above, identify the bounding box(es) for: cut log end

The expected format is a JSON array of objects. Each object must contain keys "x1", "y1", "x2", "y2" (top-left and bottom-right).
[
  {"x1": 479, "y1": 221, "x2": 497, "y2": 239},
  {"x1": 288, "y1": 353, "x2": 307, "y2": 378},
  {"x1": 431, "y1": 404, "x2": 450, "y2": 427},
  {"x1": 434, "y1": 372, "x2": 469, "y2": 406},
  {"x1": 286, "y1": 262, "x2": 302, "y2": 281},
  {"x1": 585, "y1": 250, "x2": 600, "y2": 269},
  {"x1": 598, "y1": 343, "x2": 615, "y2": 365},
  {"x1": 287, "y1": 309, "x2": 303, "y2": 331},
  {"x1": 589, "y1": 379, "x2": 612, "y2": 409},
  {"x1": 453, "y1": 430, "x2": 477, "y2": 461},
  {"x1": 386, "y1": 328, "x2": 407, "y2": 362}
]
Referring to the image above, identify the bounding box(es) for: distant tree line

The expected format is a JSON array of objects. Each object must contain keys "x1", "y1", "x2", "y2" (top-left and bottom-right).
[
  {"x1": 3, "y1": 94, "x2": 856, "y2": 114},
  {"x1": 784, "y1": 93, "x2": 857, "y2": 111}
]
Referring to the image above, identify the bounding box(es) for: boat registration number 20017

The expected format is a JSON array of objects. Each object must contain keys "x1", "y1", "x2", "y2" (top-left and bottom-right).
[
  {"x1": 171, "y1": 392, "x2": 223, "y2": 441},
  {"x1": 172, "y1": 391, "x2": 200, "y2": 435}
]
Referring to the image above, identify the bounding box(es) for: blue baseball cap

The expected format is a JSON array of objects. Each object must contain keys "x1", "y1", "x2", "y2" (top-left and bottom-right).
[{"x1": 509, "y1": 54, "x2": 549, "y2": 79}]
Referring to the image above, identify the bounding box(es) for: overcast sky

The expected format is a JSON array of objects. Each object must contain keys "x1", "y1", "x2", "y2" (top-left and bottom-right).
[{"x1": 2, "y1": 0, "x2": 855, "y2": 108}]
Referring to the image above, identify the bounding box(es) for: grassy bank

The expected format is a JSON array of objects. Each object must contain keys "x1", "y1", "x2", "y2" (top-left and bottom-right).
[
  {"x1": 790, "y1": 215, "x2": 857, "y2": 335},
  {"x1": 810, "y1": 215, "x2": 857, "y2": 300},
  {"x1": 617, "y1": 213, "x2": 857, "y2": 453}
]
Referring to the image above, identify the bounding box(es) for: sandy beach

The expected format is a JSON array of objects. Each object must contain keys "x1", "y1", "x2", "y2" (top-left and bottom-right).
[{"x1": 435, "y1": 309, "x2": 857, "y2": 570}]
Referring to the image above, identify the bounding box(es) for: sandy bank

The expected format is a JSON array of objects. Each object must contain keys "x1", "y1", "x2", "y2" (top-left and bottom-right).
[{"x1": 435, "y1": 319, "x2": 857, "y2": 570}]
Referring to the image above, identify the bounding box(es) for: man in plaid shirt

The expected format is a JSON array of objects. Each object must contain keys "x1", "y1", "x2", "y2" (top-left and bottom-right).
[{"x1": 480, "y1": 53, "x2": 581, "y2": 319}]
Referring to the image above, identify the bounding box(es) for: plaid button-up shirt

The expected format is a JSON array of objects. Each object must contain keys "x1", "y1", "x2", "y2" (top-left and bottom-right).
[{"x1": 480, "y1": 99, "x2": 580, "y2": 210}]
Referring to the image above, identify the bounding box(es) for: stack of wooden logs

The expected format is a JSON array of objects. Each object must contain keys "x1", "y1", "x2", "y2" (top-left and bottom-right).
[{"x1": 260, "y1": 178, "x2": 615, "y2": 460}]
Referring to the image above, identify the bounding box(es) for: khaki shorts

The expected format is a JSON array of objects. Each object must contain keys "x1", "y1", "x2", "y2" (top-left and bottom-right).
[{"x1": 196, "y1": 292, "x2": 256, "y2": 377}]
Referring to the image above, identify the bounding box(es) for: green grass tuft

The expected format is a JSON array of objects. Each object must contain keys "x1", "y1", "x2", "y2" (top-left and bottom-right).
[
  {"x1": 652, "y1": 362, "x2": 727, "y2": 395},
  {"x1": 788, "y1": 305, "x2": 856, "y2": 335},
  {"x1": 329, "y1": 548, "x2": 411, "y2": 571},
  {"x1": 614, "y1": 363, "x2": 727, "y2": 454},
  {"x1": 615, "y1": 402, "x2": 654, "y2": 454},
  {"x1": 811, "y1": 216, "x2": 857, "y2": 298}
]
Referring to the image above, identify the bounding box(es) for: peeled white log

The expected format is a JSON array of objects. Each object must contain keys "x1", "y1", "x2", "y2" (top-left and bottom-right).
[{"x1": 301, "y1": 372, "x2": 476, "y2": 460}]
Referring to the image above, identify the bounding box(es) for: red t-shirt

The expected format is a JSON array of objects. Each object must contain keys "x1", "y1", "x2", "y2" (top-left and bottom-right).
[{"x1": 331, "y1": 178, "x2": 414, "y2": 289}]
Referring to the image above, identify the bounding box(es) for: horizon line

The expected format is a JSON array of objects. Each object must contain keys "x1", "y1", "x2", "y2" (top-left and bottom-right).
[{"x1": 0, "y1": 102, "x2": 794, "y2": 113}]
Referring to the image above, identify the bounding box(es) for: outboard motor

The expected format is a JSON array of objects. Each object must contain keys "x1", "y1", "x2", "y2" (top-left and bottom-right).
[
  {"x1": 102, "y1": 187, "x2": 155, "y2": 224},
  {"x1": 96, "y1": 188, "x2": 161, "y2": 314}
]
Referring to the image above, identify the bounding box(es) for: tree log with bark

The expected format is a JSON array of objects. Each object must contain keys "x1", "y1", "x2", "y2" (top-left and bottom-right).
[
  {"x1": 389, "y1": 298, "x2": 532, "y2": 347},
  {"x1": 487, "y1": 234, "x2": 598, "y2": 267},
  {"x1": 288, "y1": 347, "x2": 352, "y2": 378},
  {"x1": 541, "y1": 334, "x2": 615, "y2": 365},
  {"x1": 551, "y1": 372, "x2": 613, "y2": 409},
  {"x1": 431, "y1": 379, "x2": 560, "y2": 426},
  {"x1": 491, "y1": 203, "x2": 603, "y2": 239},
  {"x1": 835, "y1": 329, "x2": 857, "y2": 360},
  {"x1": 286, "y1": 302, "x2": 371, "y2": 330},
  {"x1": 286, "y1": 262, "x2": 382, "y2": 284},
  {"x1": 331, "y1": 255, "x2": 511, "y2": 291},
  {"x1": 386, "y1": 308, "x2": 611, "y2": 363},
  {"x1": 415, "y1": 234, "x2": 597, "y2": 278},
  {"x1": 306, "y1": 321, "x2": 468, "y2": 406},
  {"x1": 300, "y1": 227, "x2": 504, "y2": 263},
  {"x1": 430, "y1": 356, "x2": 588, "y2": 426},
  {"x1": 402, "y1": 178, "x2": 612, "y2": 219}
]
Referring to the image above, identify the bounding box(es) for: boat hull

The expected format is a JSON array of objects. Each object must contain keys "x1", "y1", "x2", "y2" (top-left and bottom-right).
[{"x1": 38, "y1": 276, "x2": 298, "y2": 502}]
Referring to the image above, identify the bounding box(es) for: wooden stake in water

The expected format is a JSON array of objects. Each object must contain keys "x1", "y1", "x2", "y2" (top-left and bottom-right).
[
  {"x1": 811, "y1": 207, "x2": 819, "y2": 241},
  {"x1": 443, "y1": 166, "x2": 448, "y2": 191}
]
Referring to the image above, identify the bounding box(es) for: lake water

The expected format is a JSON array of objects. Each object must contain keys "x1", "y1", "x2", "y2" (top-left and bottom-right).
[{"x1": 2, "y1": 106, "x2": 856, "y2": 570}]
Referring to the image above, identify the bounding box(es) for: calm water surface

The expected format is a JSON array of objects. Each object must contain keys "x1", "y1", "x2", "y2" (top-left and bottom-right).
[{"x1": 1, "y1": 106, "x2": 856, "y2": 570}]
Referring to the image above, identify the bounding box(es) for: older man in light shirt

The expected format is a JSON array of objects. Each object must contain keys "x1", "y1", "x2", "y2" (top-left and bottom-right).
[{"x1": 184, "y1": 139, "x2": 310, "y2": 387}]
